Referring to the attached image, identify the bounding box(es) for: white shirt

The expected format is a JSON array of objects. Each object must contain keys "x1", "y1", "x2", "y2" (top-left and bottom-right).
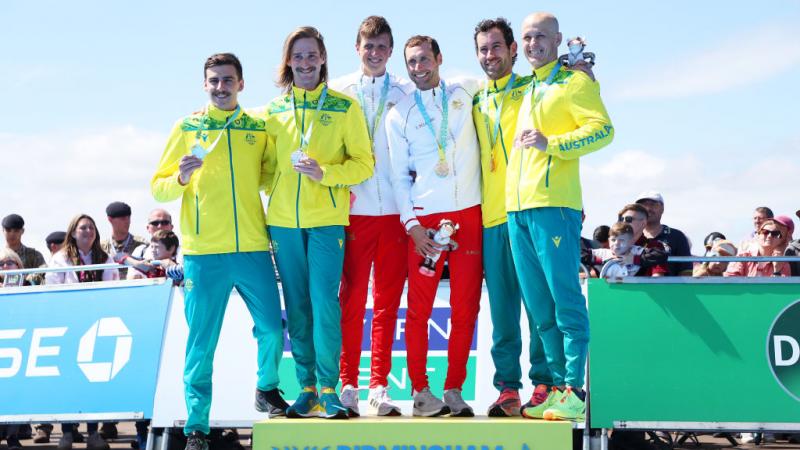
[
  {"x1": 45, "y1": 249, "x2": 119, "y2": 285},
  {"x1": 385, "y1": 78, "x2": 482, "y2": 231},
  {"x1": 330, "y1": 71, "x2": 414, "y2": 216}
]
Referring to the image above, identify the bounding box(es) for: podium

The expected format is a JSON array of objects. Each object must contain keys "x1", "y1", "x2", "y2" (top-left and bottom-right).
[{"x1": 252, "y1": 417, "x2": 573, "y2": 450}]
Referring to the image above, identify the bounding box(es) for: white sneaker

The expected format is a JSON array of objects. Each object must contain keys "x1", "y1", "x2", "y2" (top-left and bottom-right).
[
  {"x1": 740, "y1": 433, "x2": 755, "y2": 444},
  {"x1": 368, "y1": 385, "x2": 402, "y2": 416},
  {"x1": 412, "y1": 387, "x2": 450, "y2": 417},
  {"x1": 340, "y1": 384, "x2": 360, "y2": 417}
]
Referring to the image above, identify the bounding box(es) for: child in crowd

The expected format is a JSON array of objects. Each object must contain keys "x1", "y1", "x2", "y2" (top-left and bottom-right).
[
  {"x1": 127, "y1": 230, "x2": 182, "y2": 282},
  {"x1": 694, "y1": 239, "x2": 737, "y2": 277},
  {"x1": 588, "y1": 223, "x2": 668, "y2": 278}
]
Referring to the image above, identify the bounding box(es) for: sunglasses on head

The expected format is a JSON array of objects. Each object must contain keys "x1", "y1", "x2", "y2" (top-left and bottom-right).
[
  {"x1": 149, "y1": 220, "x2": 171, "y2": 226},
  {"x1": 759, "y1": 229, "x2": 782, "y2": 238}
]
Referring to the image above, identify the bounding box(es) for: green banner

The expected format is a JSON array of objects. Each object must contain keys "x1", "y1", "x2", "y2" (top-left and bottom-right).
[
  {"x1": 588, "y1": 279, "x2": 800, "y2": 429},
  {"x1": 253, "y1": 417, "x2": 572, "y2": 450},
  {"x1": 277, "y1": 355, "x2": 476, "y2": 400}
]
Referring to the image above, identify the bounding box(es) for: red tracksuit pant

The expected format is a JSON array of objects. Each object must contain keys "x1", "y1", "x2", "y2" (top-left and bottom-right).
[
  {"x1": 406, "y1": 205, "x2": 482, "y2": 392},
  {"x1": 339, "y1": 214, "x2": 408, "y2": 388}
]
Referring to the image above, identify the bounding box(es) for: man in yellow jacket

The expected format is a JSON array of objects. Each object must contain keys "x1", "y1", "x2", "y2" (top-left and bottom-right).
[
  {"x1": 506, "y1": 13, "x2": 614, "y2": 422},
  {"x1": 151, "y1": 53, "x2": 286, "y2": 450}
]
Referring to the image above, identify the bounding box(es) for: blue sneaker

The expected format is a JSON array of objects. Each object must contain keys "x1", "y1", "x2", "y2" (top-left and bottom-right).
[
  {"x1": 286, "y1": 387, "x2": 321, "y2": 418},
  {"x1": 319, "y1": 388, "x2": 349, "y2": 419}
]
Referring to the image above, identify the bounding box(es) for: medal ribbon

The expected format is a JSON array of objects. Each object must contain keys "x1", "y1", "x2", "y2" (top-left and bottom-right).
[
  {"x1": 291, "y1": 84, "x2": 329, "y2": 152},
  {"x1": 482, "y1": 72, "x2": 516, "y2": 150},
  {"x1": 414, "y1": 80, "x2": 449, "y2": 164},
  {"x1": 530, "y1": 62, "x2": 562, "y2": 117},
  {"x1": 193, "y1": 105, "x2": 242, "y2": 155},
  {"x1": 357, "y1": 74, "x2": 391, "y2": 142}
]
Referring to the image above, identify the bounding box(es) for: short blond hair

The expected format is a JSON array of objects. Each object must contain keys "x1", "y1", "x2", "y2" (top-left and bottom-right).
[{"x1": 0, "y1": 248, "x2": 24, "y2": 269}]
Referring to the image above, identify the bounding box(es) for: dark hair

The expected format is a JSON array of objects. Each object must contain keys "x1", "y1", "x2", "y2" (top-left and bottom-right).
[
  {"x1": 593, "y1": 225, "x2": 610, "y2": 243},
  {"x1": 357, "y1": 16, "x2": 393, "y2": 47},
  {"x1": 609, "y1": 222, "x2": 634, "y2": 238},
  {"x1": 204, "y1": 53, "x2": 243, "y2": 80},
  {"x1": 278, "y1": 26, "x2": 328, "y2": 92},
  {"x1": 473, "y1": 17, "x2": 517, "y2": 64},
  {"x1": 404, "y1": 35, "x2": 440, "y2": 61},
  {"x1": 755, "y1": 206, "x2": 774, "y2": 218},
  {"x1": 703, "y1": 231, "x2": 726, "y2": 248},
  {"x1": 152, "y1": 230, "x2": 180, "y2": 253},
  {"x1": 618, "y1": 203, "x2": 649, "y2": 219}
]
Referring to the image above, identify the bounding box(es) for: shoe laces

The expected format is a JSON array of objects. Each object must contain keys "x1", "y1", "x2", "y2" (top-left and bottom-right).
[
  {"x1": 498, "y1": 389, "x2": 519, "y2": 403},
  {"x1": 374, "y1": 385, "x2": 391, "y2": 402}
]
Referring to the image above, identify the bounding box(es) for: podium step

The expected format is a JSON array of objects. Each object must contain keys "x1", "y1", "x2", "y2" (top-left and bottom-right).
[{"x1": 253, "y1": 416, "x2": 573, "y2": 450}]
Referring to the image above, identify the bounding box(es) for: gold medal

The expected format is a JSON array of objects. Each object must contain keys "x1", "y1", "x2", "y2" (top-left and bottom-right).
[
  {"x1": 490, "y1": 153, "x2": 497, "y2": 172},
  {"x1": 434, "y1": 160, "x2": 449, "y2": 178}
]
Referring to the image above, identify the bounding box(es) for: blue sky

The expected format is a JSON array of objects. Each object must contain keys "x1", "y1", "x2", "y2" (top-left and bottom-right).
[{"x1": 3, "y1": 0, "x2": 799, "y2": 252}]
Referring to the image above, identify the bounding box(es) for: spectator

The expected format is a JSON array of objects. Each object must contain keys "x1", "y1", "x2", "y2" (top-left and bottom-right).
[
  {"x1": 0, "y1": 249, "x2": 26, "y2": 287},
  {"x1": 46, "y1": 214, "x2": 119, "y2": 285},
  {"x1": 785, "y1": 209, "x2": 800, "y2": 276},
  {"x1": 101, "y1": 201, "x2": 146, "y2": 278},
  {"x1": 127, "y1": 230, "x2": 180, "y2": 280},
  {"x1": 0, "y1": 425, "x2": 22, "y2": 450},
  {"x1": 45, "y1": 231, "x2": 67, "y2": 256},
  {"x1": 702, "y1": 232, "x2": 726, "y2": 256},
  {"x1": 739, "y1": 206, "x2": 774, "y2": 253},
  {"x1": 724, "y1": 216, "x2": 793, "y2": 277},
  {"x1": 635, "y1": 191, "x2": 693, "y2": 276},
  {"x1": 130, "y1": 208, "x2": 174, "y2": 260},
  {"x1": 693, "y1": 240, "x2": 737, "y2": 277},
  {"x1": 593, "y1": 225, "x2": 610, "y2": 249},
  {"x1": 614, "y1": 204, "x2": 669, "y2": 271},
  {"x1": 587, "y1": 223, "x2": 667, "y2": 278},
  {"x1": 2, "y1": 213, "x2": 46, "y2": 284}
]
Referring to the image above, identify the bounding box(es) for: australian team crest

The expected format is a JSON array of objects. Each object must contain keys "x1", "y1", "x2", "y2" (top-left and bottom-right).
[
  {"x1": 511, "y1": 89, "x2": 524, "y2": 101},
  {"x1": 245, "y1": 133, "x2": 256, "y2": 145},
  {"x1": 319, "y1": 113, "x2": 333, "y2": 126},
  {"x1": 451, "y1": 99, "x2": 464, "y2": 110}
]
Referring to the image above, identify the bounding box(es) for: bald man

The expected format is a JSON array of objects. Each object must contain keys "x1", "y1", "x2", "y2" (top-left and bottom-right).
[
  {"x1": 130, "y1": 209, "x2": 175, "y2": 259},
  {"x1": 506, "y1": 12, "x2": 613, "y2": 422}
]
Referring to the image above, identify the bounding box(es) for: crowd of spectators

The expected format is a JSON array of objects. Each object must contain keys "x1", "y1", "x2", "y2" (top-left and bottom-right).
[{"x1": 1, "y1": 194, "x2": 799, "y2": 449}]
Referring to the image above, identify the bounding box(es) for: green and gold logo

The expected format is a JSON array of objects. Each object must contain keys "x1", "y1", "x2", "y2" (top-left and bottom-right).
[
  {"x1": 768, "y1": 299, "x2": 800, "y2": 401},
  {"x1": 245, "y1": 133, "x2": 256, "y2": 145},
  {"x1": 552, "y1": 236, "x2": 562, "y2": 248},
  {"x1": 184, "y1": 279, "x2": 194, "y2": 292},
  {"x1": 319, "y1": 113, "x2": 333, "y2": 126}
]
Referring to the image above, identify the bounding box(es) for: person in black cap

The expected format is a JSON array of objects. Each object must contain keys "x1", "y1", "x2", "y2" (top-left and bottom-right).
[
  {"x1": 2, "y1": 213, "x2": 46, "y2": 283},
  {"x1": 101, "y1": 201, "x2": 146, "y2": 279},
  {"x1": 634, "y1": 191, "x2": 693, "y2": 276},
  {"x1": 45, "y1": 232, "x2": 66, "y2": 256}
]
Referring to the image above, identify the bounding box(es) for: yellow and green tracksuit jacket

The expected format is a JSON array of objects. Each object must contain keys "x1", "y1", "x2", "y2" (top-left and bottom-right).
[
  {"x1": 151, "y1": 104, "x2": 273, "y2": 255},
  {"x1": 506, "y1": 60, "x2": 614, "y2": 213},
  {"x1": 472, "y1": 72, "x2": 532, "y2": 228},
  {"x1": 259, "y1": 83, "x2": 374, "y2": 228}
]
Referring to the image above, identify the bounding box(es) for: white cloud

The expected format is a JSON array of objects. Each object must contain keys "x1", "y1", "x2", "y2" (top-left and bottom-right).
[
  {"x1": 581, "y1": 148, "x2": 799, "y2": 251},
  {"x1": 609, "y1": 22, "x2": 800, "y2": 100},
  {"x1": 1, "y1": 127, "x2": 173, "y2": 253}
]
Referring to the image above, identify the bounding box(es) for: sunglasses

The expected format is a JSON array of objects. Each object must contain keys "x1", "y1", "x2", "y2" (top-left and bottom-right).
[
  {"x1": 149, "y1": 220, "x2": 172, "y2": 227},
  {"x1": 759, "y1": 229, "x2": 782, "y2": 238},
  {"x1": 618, "y1": 216, "x2": 638, "y2": 223},
  {"x1": 0, "y1": 260, "x2": 17, "y2": 267}
]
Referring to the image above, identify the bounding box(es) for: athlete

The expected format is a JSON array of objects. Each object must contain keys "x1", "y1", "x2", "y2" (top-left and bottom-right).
[
  {"x1": 386, "y1": 35, "x2": 482, "y2": 417},
  {"x1": 261, "y1": 26, "x2": 374, "y2": 419},
  {"x1": 152, "y1": 53, "x2": 287, "y2": 450},
  {"x1": 506, "y1": 12, "x2": 614, "y2": 421},
  {"x1": 471, "y1": 18, "x2": 553, "y2": 417},
  {"x1": 329, "y1": 16, "x2": 413, "y2": 417}
]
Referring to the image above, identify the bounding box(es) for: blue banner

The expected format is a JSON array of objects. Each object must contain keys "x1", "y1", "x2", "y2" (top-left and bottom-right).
[
  {"x1": 281, "y1": 307, "x2": 478, "y2": 352},
  {"x1": 0, "y1": 282, "x2": 172, "y2": 419}
]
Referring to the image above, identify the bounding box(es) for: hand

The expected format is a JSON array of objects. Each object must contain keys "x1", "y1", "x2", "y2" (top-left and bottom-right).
[
  {"x1": 179, "y1": 155, "x2": 203, "y2": 185},
  {"x1": 616, "y1": 252, "x2": 634, "y2": 266},
  {"x1": 516, "y1": 129, "x2": 548, "y2": 151},
  {"x1": 409, "y1": 225, "x2": 438, "y2": 258},
  {"x1": 293, "y1": 156, "x2": 323, "y2": 182},
  {"x1": 132, "y1": 260, "x2": 156, "y2": 274},
  {"x1": 570, "y1": 60, "x2": 596, "y2": 81}
]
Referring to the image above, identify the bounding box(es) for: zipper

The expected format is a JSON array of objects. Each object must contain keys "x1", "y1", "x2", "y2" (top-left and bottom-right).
[
  {"x1": 295, "y1": 91, "x2": 306, "y2": 229},
  {"x1": 328, "y1": 187, "x2": 337, "y2": 208},
  {"x1": 226, "y1": 128, "x2": 240, "y2": 251},
  {"x1": 194, "y1": 194, "x2": 200, "y2": 234},
  {"x1": 516, "y1": 150, "x2": 523, "y2": 211},
  {"x1": 545, "y1": 155, "x2": 552, "y2": 188},
  {"x1": 267, "y1": 173, "x2": 281, "y2": 208},
  {"x1": 375, "y1": 174, "x2": 383, "y2": 215}
]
